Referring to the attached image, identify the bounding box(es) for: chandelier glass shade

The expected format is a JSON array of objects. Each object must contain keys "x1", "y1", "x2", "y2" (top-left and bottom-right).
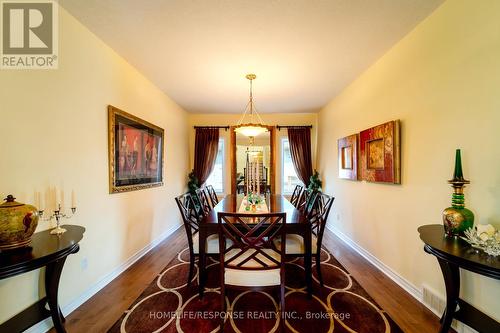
[
  {"x1": 234, "y1": 74, "x2": 268, "y2": 137},
  {"x1": 234, "y1": 124, "x2": 268, "y2": 137}
]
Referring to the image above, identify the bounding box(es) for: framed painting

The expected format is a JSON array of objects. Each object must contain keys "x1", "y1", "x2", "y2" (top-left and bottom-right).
[
  {"x1": 338, "y1": 134, "x2": 358, "y2": 180},
  {"x1": 359, "y1": 120, "x2": 401, "y2": 184},
  {"x1": 108, "y1": 105, "x2": 164, "y2": 193}
]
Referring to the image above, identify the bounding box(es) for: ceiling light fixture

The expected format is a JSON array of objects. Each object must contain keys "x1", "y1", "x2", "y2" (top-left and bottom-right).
[{"x1": 234, "y1": 74, "x2": 269, "y2": 137}]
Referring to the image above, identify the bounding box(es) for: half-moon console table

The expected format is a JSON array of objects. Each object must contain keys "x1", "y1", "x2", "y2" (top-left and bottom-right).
[
  {"x1": 418, "y1": 224, "x2": 500, "y2": 333},
  {"x1": 0, "y1": 225, "x2": 85, "y2": 333}
]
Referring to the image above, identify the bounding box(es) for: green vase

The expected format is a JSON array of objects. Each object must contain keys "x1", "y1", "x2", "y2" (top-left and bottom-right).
[{"x1": 442, "y1": 150, "x2": 474, "y2": 236}]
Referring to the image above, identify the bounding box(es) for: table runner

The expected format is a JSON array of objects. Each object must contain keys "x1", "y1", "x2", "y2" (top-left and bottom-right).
[{"x1": 238, "y1": 197, "x2": 269, "y2": 213}]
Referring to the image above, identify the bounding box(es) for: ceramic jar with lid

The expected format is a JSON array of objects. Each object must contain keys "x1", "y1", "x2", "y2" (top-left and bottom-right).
[{"x1": 0, "y1": 195, "x2": 39, "y2": 250}]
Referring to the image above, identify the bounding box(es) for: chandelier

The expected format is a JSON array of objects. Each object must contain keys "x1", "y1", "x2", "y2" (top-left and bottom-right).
[{"x1": 234, "y1": 74, "x2": 269, "y2": 137}]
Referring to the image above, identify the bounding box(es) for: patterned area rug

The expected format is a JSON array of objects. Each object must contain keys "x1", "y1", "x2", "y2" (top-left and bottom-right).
[{"x1": 108, "y1": 246, "x2": 403, "y2": 333}]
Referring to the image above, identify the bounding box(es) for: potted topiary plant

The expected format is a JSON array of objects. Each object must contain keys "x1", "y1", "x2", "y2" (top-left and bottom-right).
[
  {"x1": 308, "y1": 170, "x2": 322, "y2": 193},
  {"x1": 187, "y1": 170, "x2": 199, "y2": 194},
  {"x1": 187, "y1": 170, "x2": 204, "y2": 215}
]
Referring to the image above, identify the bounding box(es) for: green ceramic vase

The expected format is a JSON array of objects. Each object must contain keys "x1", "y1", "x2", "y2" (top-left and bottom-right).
[
  {"x1": 442, "y1": 150, "x2": 474, "y2": 236},
  {"x1": 0, "y1": 195, "x2": 39, "y2": 250},
  {"x1": 443, "y1": 202, "x2": 474, "y2": 236}
]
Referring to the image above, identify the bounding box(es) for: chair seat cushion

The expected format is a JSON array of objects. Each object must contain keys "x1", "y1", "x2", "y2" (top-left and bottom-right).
[
  {"x1": 225, "y1": 268, "x2": 281, "y2": 287},
  {"x1": 274, "y1": 234, "x2": 318, "y2": 254},
  {"x1": 192, "y1": 233, "x2": 231, "y2": 254},
  {"x1": 224, "y1": 248, "x2": 282, "y2": 287}
]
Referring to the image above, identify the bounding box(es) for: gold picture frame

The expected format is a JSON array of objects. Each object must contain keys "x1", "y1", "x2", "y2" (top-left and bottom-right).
[{"x1": 108, "y1": 105, "x2": 164, "y2": 193}]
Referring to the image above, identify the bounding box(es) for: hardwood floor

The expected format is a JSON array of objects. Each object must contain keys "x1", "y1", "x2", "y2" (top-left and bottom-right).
[
  {"x1": 321, "y1": 231, "x2": 450, "y2": 333},
  {"x1": 50, "y1": 225, "x2": 448, "y2": 333}
]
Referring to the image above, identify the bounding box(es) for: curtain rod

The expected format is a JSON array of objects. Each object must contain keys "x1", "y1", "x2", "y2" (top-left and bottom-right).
[
  {"x1": 194, "y1": 126, "x2": 230, "y2": 131},
  {"x1": 276, "y1": 125, "x2": 313, "y2": 131}
]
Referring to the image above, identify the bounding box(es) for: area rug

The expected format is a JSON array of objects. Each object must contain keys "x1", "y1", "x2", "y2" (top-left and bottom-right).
[{"x1": 108, "y1": 246, "x2": 403, "y2": 333}]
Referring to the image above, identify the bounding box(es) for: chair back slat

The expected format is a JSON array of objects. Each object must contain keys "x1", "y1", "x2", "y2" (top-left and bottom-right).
[
  {"x1": 175, "y1": 193, "x2": 201, "y2": 235},
  {"x1": 296, "y1": 189, "x2": 309, "y2": 211},
  {"x1": 290, "y1": 185, "x2": 303, "y2": 207},
  {"x1": 309, "y1": 193, "x2": 334, "y2": 240},
  {"x1": 297, "y1": 190, "x2": 319, "y2": 219},
  {"x1": 206, "y1": 185, "x2": 219, "y2": 208},
  {"x1": 305, "y1": 191, "x2": 320, "y2": 217},
  {"x1": 218, "y1": 212, "x2": 286, "y2": 271},
  {"x1": 195, "y1": 188, "x2": 212, "y2": 216}
]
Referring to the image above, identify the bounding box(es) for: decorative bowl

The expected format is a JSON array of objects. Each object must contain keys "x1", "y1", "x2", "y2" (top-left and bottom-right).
[{"x1": 461, "y1": 225, "x2": 500, "y2": 256}]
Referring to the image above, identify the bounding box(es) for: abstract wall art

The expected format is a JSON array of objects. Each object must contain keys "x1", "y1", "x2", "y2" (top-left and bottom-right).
[{"x1": 359, "y1": 120, "x2": 401, "y2": 184}]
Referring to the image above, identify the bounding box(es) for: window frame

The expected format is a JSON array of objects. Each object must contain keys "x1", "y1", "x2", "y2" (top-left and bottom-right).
[
  {"x1": 281, "y1": 137, "x2": 303, "y2": 195},
  {"x1": 205, "y1": 138, "x2": 225, "y2": 194}
]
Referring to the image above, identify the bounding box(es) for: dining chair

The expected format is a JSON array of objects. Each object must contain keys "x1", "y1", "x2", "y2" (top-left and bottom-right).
[
  {"x1": 205, "y1": 184, "x2": 219, "y2": 208},
  {"x1": 217, "y1": 212, "x2": 287, "y2": 332},
  {"x1": 296, "y1": 189, "x2": 319, "y2": 218},
  {"x1": 195, "y1": 188, "x2": 212, "y2": 216},
  {"x1": 175, "y1": 192, "x2": 223, "y2": 286},
  {"x1": 290, "y1": 184, "x2": 303, "y2": 207},
  {"x1": 308, "y1": 193, "x2": 334, "y2": 285},
  {"x1": 295, "y1": 188, "x2": 308, "y2": 212},
  {"x1": 275, "y1": 192, "x2": 334, "y2": 286}
]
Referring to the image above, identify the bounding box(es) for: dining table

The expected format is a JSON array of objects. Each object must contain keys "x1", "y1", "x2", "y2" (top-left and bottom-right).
[{"x1": 198, "y1": 194, "x2": 312, "y2": 297}]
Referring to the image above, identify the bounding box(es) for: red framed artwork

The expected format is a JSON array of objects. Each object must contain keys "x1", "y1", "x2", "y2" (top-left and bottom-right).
[
  {"x1": 338, "y1": 134, "x2": 358, "y2": 180},
  {"x1": 359, "y1": 120, "x2": 401, "y2": 184},
  {"x1": 108, "y1": 105, "x2": 164, "y2": 193}
]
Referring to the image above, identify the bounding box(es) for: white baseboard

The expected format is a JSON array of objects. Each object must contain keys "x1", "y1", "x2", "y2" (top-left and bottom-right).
[
  {"x1": 326, "y1": 224, "x2": 423, "y2": 303},
  {"x1": 328, "y1": 224, "x2": 479, "y2": 333},
  {"x1": 24, "y1": 223, "x2": 182, "y2": 333}
]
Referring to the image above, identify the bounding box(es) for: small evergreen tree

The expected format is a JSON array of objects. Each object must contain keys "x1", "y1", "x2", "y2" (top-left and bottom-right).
[
  {"x1": 187, "y1": 170, "x2": 199, "y2": 194},
  {"x1": 308, "y1": 170, "x2": 322, "y2": 192}
]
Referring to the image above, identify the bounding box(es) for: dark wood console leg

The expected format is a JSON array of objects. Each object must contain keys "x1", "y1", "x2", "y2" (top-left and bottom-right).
[
  {"x1": 437, "y1": 258, "x2": 460, "y2": 333},
  {"x1": 45, "y1": 258, "x2": 68, "y2": 333}
]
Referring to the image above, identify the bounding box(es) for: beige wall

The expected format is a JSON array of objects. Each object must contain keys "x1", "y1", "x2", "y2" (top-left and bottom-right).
[
  {"x1": 188, "y1": 113, "x2": 318, "y2": 195},
  {"x1": 317, "y1": 0, "x2": 500, "y2": 322},
  {"x1": 0, "y1": 7, "x2": 189, "y2": 324}
]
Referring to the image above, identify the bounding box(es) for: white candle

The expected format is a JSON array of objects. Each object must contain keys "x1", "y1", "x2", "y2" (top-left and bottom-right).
[
  {"x1": 71, "y1": 190, "x2": 76, "y2": 208},
  {"x1": 256, "y1": 161, "x2": 260, "y2": 194},
  {"x1": 247, "y1": 166, "x2": 250, "y2": 195},
  {"x1": 254, "y1": 162, "x2": 257, "y2": 193},
  {"x1": 60, "y1": 189, "x2": 65, "y2": 210},
  {"x1": 55, "y1": 187, "x2": 59, "y2": 211},
  {"x1": 39, "y1": 192, "x2": 44, "y2": 211},
  {"x1": 248, "y1": 162, "x2": 251, "y2": 193},
  {"x1": 255, "y1": 162, "x2": 257, "y2": 192},
  {"x1": 44, "y1": 190, "x2": 51, "y2": 212},
  {"x1": 251, "y1": 162, "x2": 254, "y2": 193},
  {"x1": 248, "y1": 163, "x2": 251, "y2": 194},
  {"x1": 34, "y1": 191, "x2": 39, "y2": 208}
]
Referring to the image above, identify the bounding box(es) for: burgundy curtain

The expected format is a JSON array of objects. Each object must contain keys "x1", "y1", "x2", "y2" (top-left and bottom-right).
[
  {"x1": 194, "y1": 128, "x2": 220, "y2": 186},
  {"x1": 287, "y1": 127, "x2": 313, "y2": 186}
]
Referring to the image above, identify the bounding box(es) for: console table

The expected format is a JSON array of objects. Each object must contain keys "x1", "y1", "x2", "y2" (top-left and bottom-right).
[
  {"x1": 0, "y1": 225, "x2": 85, "y2": 333},
  {"x1": 418, "y1": 224, "x2": 500, "y2": 333}
]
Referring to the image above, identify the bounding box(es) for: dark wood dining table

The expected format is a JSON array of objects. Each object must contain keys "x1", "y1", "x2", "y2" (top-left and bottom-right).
[{"x1": 198, "y1": 194, "x2": 312, "y2": 297}]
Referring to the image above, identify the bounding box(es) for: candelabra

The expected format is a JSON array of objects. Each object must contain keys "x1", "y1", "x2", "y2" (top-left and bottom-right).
[{"x1": 38, "y1": 204, "x2": 77, "y2": 235}]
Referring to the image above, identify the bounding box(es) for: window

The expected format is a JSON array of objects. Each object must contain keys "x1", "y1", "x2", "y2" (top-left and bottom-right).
[
  {"x1": 206, "y1": 139, "x2": 224, "y2": 193},
  {"x1": 281, "y1": 138, "x2": 303, "y2": 195}
]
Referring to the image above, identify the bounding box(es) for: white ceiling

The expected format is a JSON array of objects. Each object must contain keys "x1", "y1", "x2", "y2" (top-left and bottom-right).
[{"x1": 60, "y1": 0, "x2": 443, "y2": 114}]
